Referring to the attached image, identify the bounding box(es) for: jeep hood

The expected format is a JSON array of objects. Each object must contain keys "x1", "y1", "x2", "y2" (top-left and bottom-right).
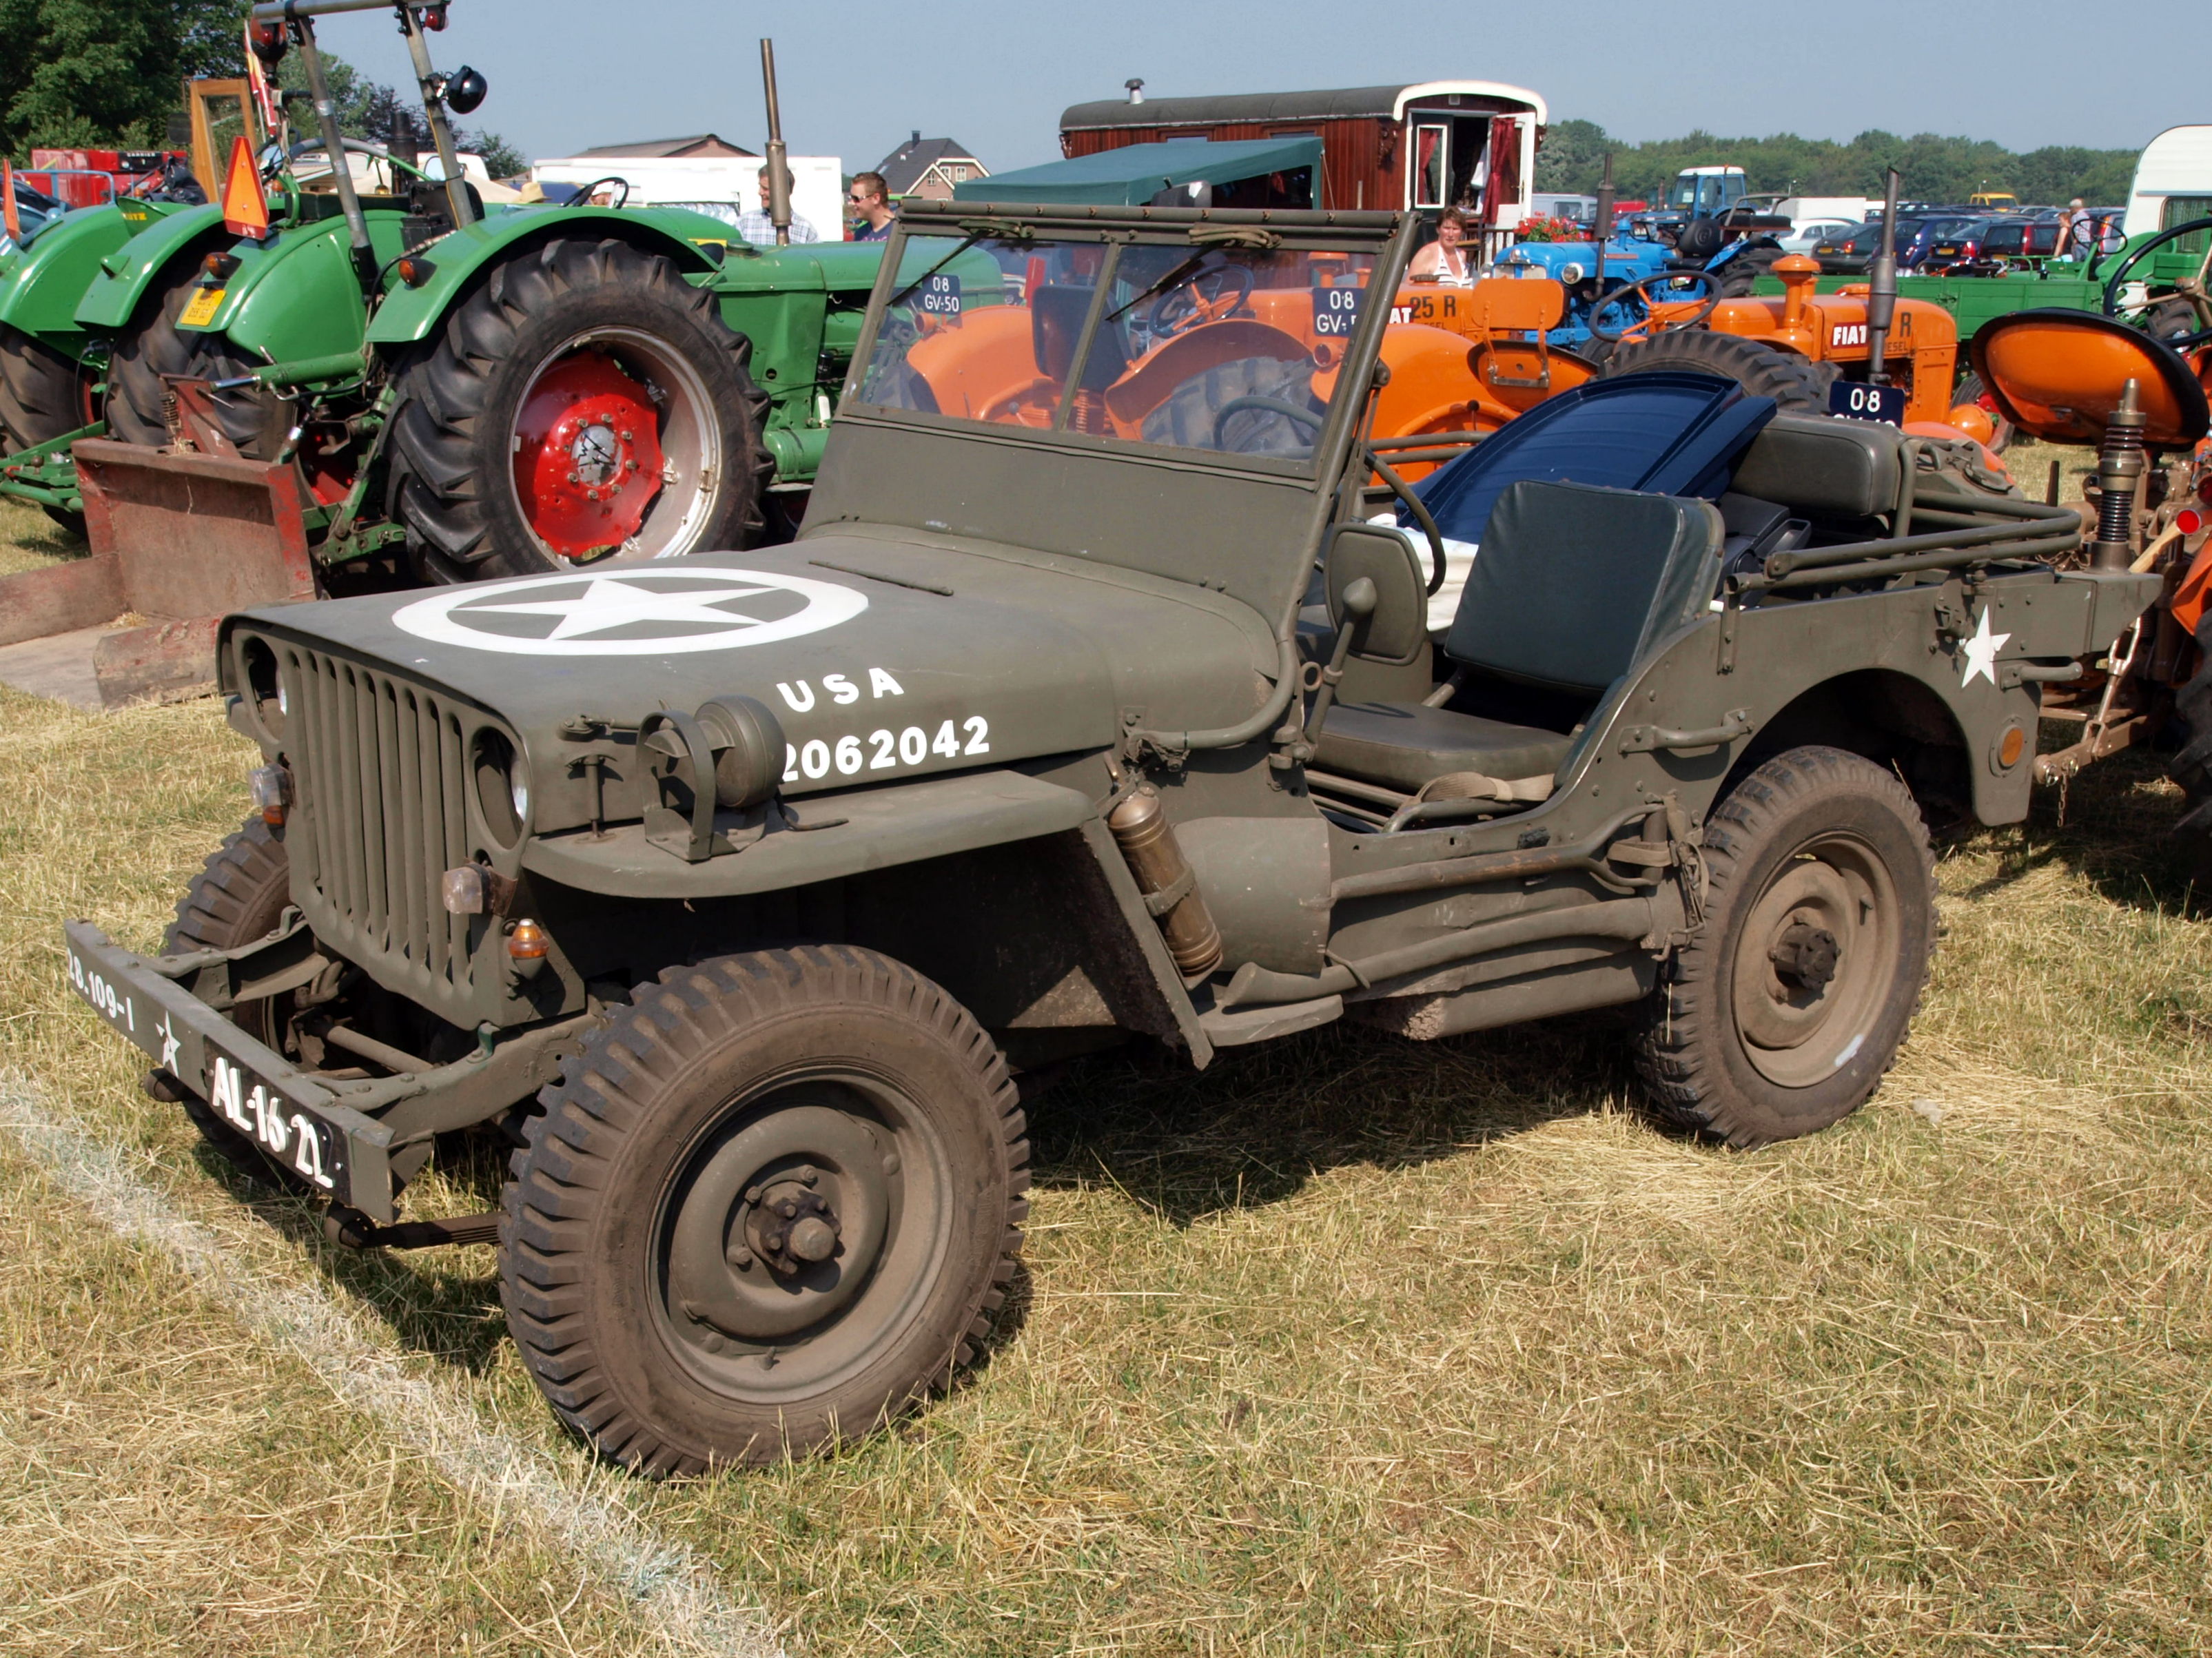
[{"x1": 228, "y1": 527, "x2": 1281, "y2": 820}]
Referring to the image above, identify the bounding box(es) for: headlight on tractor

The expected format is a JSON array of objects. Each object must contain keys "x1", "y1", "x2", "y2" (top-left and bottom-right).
[{"x1": 1557, "y1": 260, "x2": 1585, "y2": 284}]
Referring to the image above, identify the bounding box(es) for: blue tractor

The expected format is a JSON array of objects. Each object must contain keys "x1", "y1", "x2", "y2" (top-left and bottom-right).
[{"x1": 1491, "y1": 165, "x2": 1790, "y2": 355}]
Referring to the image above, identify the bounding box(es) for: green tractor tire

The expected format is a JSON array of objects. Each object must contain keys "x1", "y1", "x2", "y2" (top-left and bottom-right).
[
  {"x1": 390, "y1": 238, "x2": 774, "y2": 584},
  {"x1": 104, "y1": 250, "x2": 226, "y2": 449},
  {"x1": 0, "y1": 323, "x2": 97, "y2": 535}
]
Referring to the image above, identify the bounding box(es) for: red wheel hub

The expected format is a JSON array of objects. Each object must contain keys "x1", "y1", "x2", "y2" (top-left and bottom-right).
[{"x1": 511, "y1": 349, "x2": 669, "y2": 559}]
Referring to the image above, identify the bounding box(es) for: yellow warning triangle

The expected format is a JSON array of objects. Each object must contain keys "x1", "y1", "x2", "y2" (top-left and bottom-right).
[{"x1": 221, "y1": 134, "x2": 268, "y2": 238}]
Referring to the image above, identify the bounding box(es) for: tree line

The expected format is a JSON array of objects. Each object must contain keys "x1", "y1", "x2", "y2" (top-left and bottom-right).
[
  {"x1": 1535, "y1": 118, "x2": 2139, "y2": 208},
  {"x1": 2, "y1": 0, "x2": 520, "y2": 176}
]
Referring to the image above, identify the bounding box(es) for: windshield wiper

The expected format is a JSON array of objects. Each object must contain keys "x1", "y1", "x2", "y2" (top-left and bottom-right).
[{"x1": 1105, "y1": 249, "x2": 1218, "y2": 324}]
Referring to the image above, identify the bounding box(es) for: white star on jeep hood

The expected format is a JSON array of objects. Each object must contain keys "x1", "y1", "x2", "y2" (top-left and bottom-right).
[
  {"x1": 391, "y1": 567, "x2": 869, "y2": 656},
  {"x1": 1959, "y1": 606, "x2": 2009, "y2": 688},
  {"x1": 466, "y1": 575, "x2": 781, "y2": 639}
]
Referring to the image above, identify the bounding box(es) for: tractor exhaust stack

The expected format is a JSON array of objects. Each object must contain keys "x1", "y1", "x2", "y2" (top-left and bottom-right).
[
  {"x1": 1865, "y1": 166, "x2": 1900, "y2": 384},
  {"x1": 760, "y1": 39, "x2": 791, "y2": 247},
  {"x1": 1594, "y1": 153, "x2": 1615, "y2": 289}
]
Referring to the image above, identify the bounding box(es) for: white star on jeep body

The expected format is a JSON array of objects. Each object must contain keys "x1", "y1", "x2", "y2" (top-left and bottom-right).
[
  {"x1": 462, "y1": 576, "x2": 781, "y2": 640},
  {"x1": 156, "y1": 1011, "x2": 181, "y2": 1074},
  {"x1": 1960, "y1": 606, "x2": 2009, "y2": 688}
]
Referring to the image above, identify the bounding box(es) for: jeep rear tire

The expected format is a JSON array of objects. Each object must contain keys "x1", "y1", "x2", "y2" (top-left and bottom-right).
[
  {"x1": 1597, "y1": 329, "x2": 1837, "y2": 413},
  {"x1": 1632, "y1": 746, "x2": 1936, "y2": 1147},
  {"x1": 390, "y1": 238, "x2": 773, "y2": 584},
  {"x1": 163, "y1": 817, "x2": 303, "y2": 1182},
  {"x1": 501, "y1": 945, "x2": 1029, "y2": 1473}
]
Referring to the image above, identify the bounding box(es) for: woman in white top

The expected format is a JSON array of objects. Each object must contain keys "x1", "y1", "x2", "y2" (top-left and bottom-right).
[{"x1": 1407, "y1": 207, "x2": 1476, "y2": 285}]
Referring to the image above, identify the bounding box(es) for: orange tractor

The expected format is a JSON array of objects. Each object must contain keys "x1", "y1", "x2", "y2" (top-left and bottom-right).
[
  {"x1": 1575, "y1": 254, "x2": 1972, "y2": 432},
  {"x1": 1969, "y1": 307, "x2": 2212, "y2": 854},
  {"x1": 892, "y1": 256, "x2": 1599, "y2": 483}
]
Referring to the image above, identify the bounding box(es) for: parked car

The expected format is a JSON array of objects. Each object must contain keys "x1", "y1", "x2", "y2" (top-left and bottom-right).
[
  {"x1": 1808, "y1": 217, "x2": 1949, "y2": 274},
  {"x1": 1897, "y1": 216, "x2": 1983, "y2": 271},
  {"x1": 1776, "y1": 218, "x2": 1857, "y2": 255},
  {"x1": 1929, "y1": 215, "x2": 2065, "y2": 274}
]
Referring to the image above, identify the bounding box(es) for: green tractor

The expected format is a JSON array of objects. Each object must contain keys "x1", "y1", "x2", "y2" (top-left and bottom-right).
[
  {"x1": 67, "y1": 0, "x2": 877, "y2": 601},
  {"x1": 0, "y1": 79, "x2": 245, "y2": 527}
]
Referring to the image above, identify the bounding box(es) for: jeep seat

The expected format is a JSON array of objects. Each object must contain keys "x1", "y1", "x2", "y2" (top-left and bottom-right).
[{"x1": 1315, "y1": 481, "x2": 1727, "y2": 795}]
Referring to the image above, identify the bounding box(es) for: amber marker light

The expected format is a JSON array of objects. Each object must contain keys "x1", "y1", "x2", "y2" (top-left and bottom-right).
[
  {"x1": 247, "y1": 764, "x2": 290, "y2": 826},
  {"x1": 1998, "y1": 725, "x2": 2027, "y2": 770},
  {"x1": 507, "y1": 919, "x2": 549, "y2": 979}
]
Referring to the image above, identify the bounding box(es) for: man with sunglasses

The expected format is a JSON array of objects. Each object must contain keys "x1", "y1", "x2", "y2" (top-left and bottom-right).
[{"x1": 848, "y1": 171, "x2": 894, "y2": 242}]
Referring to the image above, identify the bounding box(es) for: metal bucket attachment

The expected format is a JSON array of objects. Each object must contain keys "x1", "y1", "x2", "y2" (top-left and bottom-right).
[{"x1": 75, "y1": 438, "x2": 318, "y2": 619}]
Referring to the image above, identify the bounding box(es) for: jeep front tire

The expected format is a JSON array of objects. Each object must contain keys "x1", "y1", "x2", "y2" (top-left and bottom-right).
[{"x1": 501, "y1": 945, "x2": 1029, "y2": 1473}]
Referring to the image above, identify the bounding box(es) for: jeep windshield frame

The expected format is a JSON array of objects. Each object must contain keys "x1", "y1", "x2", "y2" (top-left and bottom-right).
[{"x1": 813, "y1": 200, "x2": 1412, "y2": 635}]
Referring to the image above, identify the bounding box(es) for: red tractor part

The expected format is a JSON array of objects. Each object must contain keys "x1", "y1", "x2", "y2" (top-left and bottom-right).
[{"x1": 511, "y1": 348, "x2": 670, "y2": 560}]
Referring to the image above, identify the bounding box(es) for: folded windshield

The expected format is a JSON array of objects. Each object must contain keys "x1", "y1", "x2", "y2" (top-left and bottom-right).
[{"x1": 854, "y1": 234, "x2": 1378, "y2": 470}]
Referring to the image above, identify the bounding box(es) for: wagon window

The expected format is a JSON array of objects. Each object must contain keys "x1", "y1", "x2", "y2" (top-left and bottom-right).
[{"x1": 1413, "y1": 125, "x2": 1448, "y2": 210}]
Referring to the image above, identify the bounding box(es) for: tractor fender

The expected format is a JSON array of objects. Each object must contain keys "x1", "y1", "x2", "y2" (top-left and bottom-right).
[
  {"x1": 72, "y1": 203, "x2": 228, "y2": 331},
  {"x1": 180, "y1": 214, "x2": 412, "y2": 368},
  {"x1": 1, "y1": 202, "x2": 174, "y2": 357},
  {"x1": 363, "y1": 205, "x2": 746, "y2": 347}
]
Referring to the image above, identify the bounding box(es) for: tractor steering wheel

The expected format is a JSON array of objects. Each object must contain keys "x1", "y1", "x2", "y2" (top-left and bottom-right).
[
  {"x1": 1149, "y1": 265, "x2": 1254, "y2": 337},
  {"x1": 566, "y1": 176, "x2": 635, "y2": 209},
  {"x1": 1586, "y1": 269, "x2": 1722, "y2": 342},
  {"x1": 2101, "y1": 216, "x2": 2212, "y2": 345}
]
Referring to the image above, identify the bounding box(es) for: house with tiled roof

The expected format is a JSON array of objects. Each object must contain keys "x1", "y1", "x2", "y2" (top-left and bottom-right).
[
  {"x1": 571, "y1": 134, "x2": 756, "y2": 159},
  {"x1": 874, "y1": 132, "x2": 986, "y2": 201}
]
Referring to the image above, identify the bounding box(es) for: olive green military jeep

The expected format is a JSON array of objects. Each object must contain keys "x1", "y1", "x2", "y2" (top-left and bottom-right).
[{"x1": 67, "y1": 201, "x2": 2157, "y2": 1473}]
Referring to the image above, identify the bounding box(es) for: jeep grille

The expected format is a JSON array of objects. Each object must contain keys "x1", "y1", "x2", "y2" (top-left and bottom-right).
[{"x1": 274, "y1": 644, "x2": 481, "y2": 1022}]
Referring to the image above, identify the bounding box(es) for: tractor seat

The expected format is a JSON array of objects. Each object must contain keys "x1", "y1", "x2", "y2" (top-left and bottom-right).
[
  {"x1": 1315, "y1": 702, "x2": 1574, "y2": 795},
  {"x1": 1315, "y1": 480, "x2": 1726, "y2": 802}
]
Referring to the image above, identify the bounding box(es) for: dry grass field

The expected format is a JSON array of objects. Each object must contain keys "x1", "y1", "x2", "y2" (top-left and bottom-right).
[{"x1": 1, "y1": 474, "x2": 2209, "y2": 1655}]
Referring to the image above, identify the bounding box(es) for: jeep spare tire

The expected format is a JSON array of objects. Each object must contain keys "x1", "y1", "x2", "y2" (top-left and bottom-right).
[{"x1": 391, "y1": 238, "x2": 773, "y2": 584}]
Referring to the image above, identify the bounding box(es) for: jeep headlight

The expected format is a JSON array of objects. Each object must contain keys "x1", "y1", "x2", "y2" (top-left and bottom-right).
[
  {"x1": 695, "y1": 695, "x2": 788, "y2": 808},
  {"x1": 473, "y1": 728, "x2": 528, "y2": 847}
]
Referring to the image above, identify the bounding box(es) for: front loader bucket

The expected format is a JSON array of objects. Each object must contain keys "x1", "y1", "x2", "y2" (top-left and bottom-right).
[{"x1": 64, "y1": 438, "x2": 318, "y2": 704}]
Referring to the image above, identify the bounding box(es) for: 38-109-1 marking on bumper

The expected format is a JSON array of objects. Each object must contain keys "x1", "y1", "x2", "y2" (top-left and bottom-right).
[{"x1": 65, "y1": 945, "x2": 340, "y2": 1191}]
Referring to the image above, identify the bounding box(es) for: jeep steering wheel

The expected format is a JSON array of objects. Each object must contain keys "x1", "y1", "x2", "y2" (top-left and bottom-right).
[
  {"x1": 2101, "y1": 216, "x2": 2212, "y2": 347},
  {"x1": 1586, "y1": 269, "x2": 1722, "y2": 342},
  {"x1": 1149, "y1": 265, "x2": 1253, "y2": 337}
]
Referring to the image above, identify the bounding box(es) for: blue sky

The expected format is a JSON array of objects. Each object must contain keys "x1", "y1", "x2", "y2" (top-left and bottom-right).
[{"x1": 305, "y1": 0, "x2": 2203, "y2": 176}]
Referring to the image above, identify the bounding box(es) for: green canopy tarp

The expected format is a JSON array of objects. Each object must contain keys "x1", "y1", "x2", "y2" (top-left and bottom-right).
[{"x1": 951, "y1": 137, "x2": 1322, "y2": 207}]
